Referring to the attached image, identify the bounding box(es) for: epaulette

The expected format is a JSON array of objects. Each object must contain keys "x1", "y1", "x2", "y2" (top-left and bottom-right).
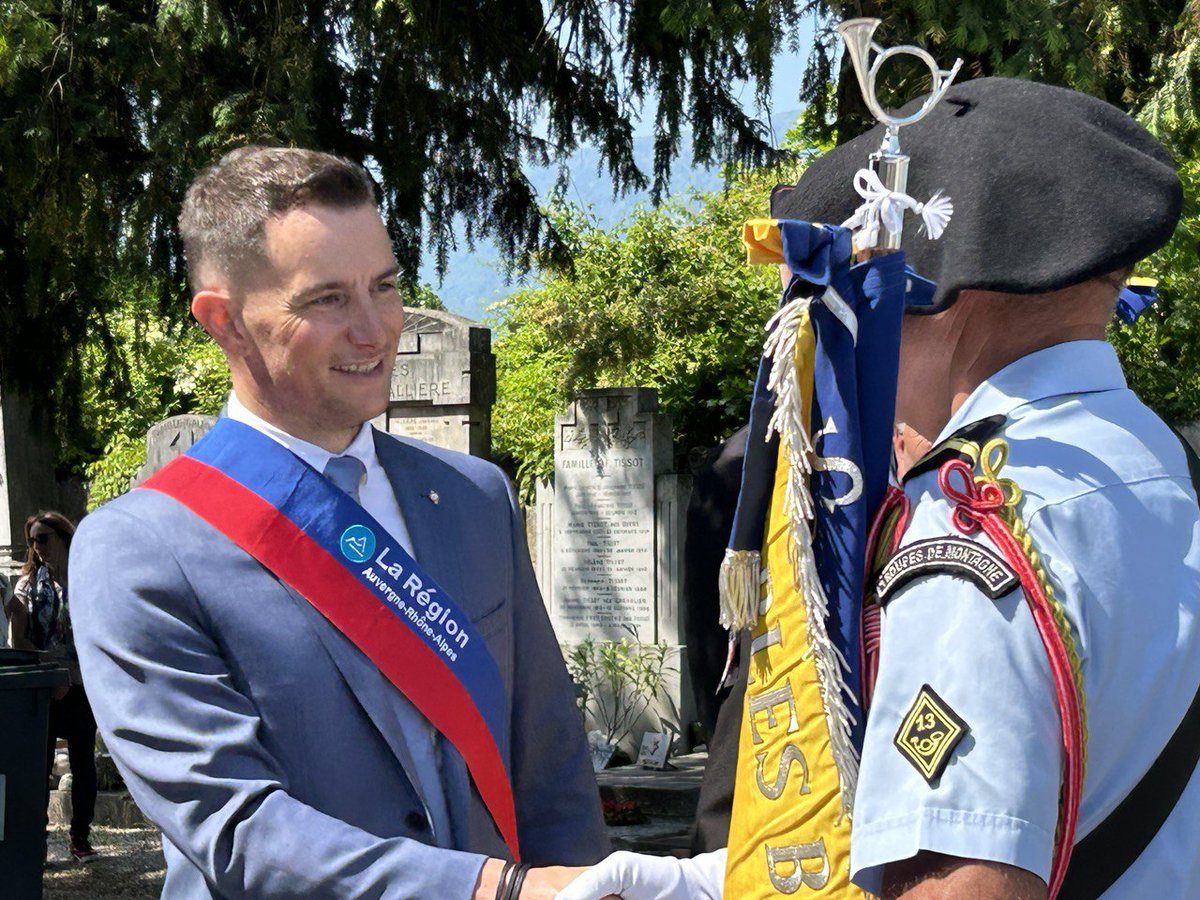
[
  {"x1": 901, "y1": 414, "x2": 1007, "y2": 484},
  {"x1": 861, "y1": 413, "x2": 1010, "y2": 669}
]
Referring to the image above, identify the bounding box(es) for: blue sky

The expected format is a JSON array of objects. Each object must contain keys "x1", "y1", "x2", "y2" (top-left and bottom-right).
[
  {"x1": 425, "y1": 20, "x2": 822, "y2": 318},
  {"x1": 626, "y1": 25, "x2": 815, "y2": 140}
]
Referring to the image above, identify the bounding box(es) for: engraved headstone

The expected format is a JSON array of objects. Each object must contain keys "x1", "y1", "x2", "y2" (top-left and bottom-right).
[
  {"x1": 551, "y1": 388, "x2": 671, "y2": 642},
  {"x1": 132, "y1": 414, "x2": 218, "y2": 487},
  {"x1": 544, "y1": 388, "x2": 697, "y2": 748},
  {"x1": 386, "y1": 309, "x2": 495, "y2": 457}
]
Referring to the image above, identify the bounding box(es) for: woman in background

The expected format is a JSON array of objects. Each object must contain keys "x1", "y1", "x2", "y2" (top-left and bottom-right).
[{"x1": 11, "y1": 511, "x2": 99, "y2": 863}]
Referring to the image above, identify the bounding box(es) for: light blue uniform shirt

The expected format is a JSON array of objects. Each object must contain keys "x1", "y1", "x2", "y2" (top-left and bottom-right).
[{"x1": 851, "y1": 341, "x2": 1200, "y2": 895}]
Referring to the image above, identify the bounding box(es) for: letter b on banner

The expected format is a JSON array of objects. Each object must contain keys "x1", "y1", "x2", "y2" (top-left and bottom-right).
[{"x1": 766, "y1": 840, "x2": 831, "y2": 893}]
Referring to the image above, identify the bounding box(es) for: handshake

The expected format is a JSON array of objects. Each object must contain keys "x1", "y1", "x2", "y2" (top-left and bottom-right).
[{"x1": 480, "y1": 849, "x2": 726, "y2": 900}]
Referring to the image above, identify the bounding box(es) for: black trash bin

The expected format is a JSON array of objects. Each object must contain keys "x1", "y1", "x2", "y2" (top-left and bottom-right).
[{"x1": 0, "y1": 648, "x2": 70, "y2": 900}]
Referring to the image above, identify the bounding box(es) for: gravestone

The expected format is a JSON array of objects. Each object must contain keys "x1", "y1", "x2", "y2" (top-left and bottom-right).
[
  {"x1": 0, "y1": 389, "x2": 85, "y2": 572},
  {"x1": 550, "y1": 388, "x2": 672, "y2": 642},
  {"x1": 542, "y1": 388, "x2": 695, "y2": 744},
  {"x1": 132, "y1": 414, "x2": 218, "y2": 487},
  {"x1": 385, "y1": 309, "x2": 495, "y2": 457}
]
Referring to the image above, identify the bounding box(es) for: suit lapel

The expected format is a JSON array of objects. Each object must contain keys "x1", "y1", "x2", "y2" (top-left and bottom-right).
[
  {"x1": 373, "y1": 430, "x2": 505, "y2": 850},
  {"x1": 273, "y1": 582, "x2": 436, "y2": 814},
  {"x1": 372, "y1": 429, "x2": 468, "y2": 609},
  {"x1": 269, "y1": 430, "x2": 497, "y2": 850}
]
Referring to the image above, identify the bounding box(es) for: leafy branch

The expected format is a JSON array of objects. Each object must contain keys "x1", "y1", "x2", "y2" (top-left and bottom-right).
[{"x1": 566, "y1": 631, "x2": 678, "y2": 747}]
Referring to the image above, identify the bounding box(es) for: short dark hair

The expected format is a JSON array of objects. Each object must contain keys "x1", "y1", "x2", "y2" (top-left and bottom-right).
[{"x1": 179, "y1": 146, "x2": 377, "y2": 291}]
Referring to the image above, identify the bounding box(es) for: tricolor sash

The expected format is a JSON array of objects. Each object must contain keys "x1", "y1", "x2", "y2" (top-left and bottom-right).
[{"x1": 140, "y1": 418, "x2": 520, "y2": 858}]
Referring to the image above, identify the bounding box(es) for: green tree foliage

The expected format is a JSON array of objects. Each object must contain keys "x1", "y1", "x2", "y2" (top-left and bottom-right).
[
  {"x1": 800, "y1": 1, "x2": 1192, "y2": 143},
  {"x1": 492, "y1": 165, "x2": 794, "y2": 495},
  {"x1": 1, "y1": 0, "x2": 805, "y2": 476},
  {"x1": 74, "y1": 276, "x2": 231, "y2": 509},
  {"x1": 1109, "y1": 159, "x2": 1200, "y2": 426},
  {"x1": 7, "y1": 0, "x2": 1200, "y2": 492},
  {"x1": 494, "y1": 2, "x2": 1200, "y2": 493},
  {"x1": 1109, "y1": 3, "x2": 1200, "y2": 424}
]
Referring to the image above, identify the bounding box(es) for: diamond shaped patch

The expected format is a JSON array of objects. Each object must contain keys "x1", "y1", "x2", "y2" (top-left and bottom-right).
[{"x1": 894, "y1": 685, "x2": 969, "y2": 785}]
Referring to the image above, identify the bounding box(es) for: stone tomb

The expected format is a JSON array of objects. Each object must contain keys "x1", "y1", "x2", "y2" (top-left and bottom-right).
[
  {"x1": 540, "y1": 388, "x2": 695, "y2": 740},
  {"x1": 132, "y1": 414, "x2": 218, "y2": 487},
  {"x1": 384, "y1": 309, "x2": 495, "y2": 457},
  {"x1": 550, "y1": 389, "x2": 671, "y2": 642}
]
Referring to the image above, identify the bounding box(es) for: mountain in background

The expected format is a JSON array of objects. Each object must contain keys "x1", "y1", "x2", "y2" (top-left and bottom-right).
[{"x1": 421, "y1": 113, "x2": 800, "y2": 320}]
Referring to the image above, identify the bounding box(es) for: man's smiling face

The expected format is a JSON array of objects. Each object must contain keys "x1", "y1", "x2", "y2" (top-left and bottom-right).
[{"x1": 233, "y1": 202, "x2": 404, "y2": 449}]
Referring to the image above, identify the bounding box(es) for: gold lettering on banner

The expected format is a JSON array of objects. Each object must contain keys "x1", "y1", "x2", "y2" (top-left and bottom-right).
[
  {"x1": 749, "y1": 682, "x2": 800, "y2": 745},
  {"x1": 755, "y1": 743, "x2": 811, "y2": 800},
  {"x1": 751, "y1": 624, "x2": 782, "y2": 657},
  {"x1": 764, "y1": 839, "x2": 831, "y2": 893},
  {"x1": 758, "y1": 566, "x2": 773, "y2": 616}
]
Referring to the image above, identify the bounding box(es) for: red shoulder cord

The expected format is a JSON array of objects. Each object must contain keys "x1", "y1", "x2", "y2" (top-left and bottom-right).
[
  {"x1": 938, "y1": 456, "x2": 1085, "y2": 900},
  {"x1": 860, "y1": 484, "x2": 910, "y2": 711}
]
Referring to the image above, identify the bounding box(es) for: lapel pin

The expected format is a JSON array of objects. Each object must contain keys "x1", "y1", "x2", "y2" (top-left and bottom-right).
[{"x1": 427, "y1": 490, "x2": 440, "y2": 505}]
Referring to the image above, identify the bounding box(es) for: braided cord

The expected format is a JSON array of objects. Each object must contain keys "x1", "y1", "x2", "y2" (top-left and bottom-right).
[
  {"x1": 939, "y1": 438, "x2": 1089, "y2": 898},
  {"x1": 974, "y1": 438, "x2": 1089, "y2": 765}
]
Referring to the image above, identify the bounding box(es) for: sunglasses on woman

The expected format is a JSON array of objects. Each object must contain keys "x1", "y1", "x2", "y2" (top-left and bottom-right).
[{"x1": 30, "y1": 533, "x2": 54, "y2": 546}]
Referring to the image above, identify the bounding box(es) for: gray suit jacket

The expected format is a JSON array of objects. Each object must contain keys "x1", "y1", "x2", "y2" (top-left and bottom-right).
[{"x1": 71, "y1": 430, "x2": 607, "y2": 898}]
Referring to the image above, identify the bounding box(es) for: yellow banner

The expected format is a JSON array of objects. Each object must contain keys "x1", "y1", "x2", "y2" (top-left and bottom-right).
[
  {"x1": 723, "y1": 310, "x2": 866, "y2": 898},
  {"x1": 743, "y1": 218, "x2": 785, "y2": 266}
]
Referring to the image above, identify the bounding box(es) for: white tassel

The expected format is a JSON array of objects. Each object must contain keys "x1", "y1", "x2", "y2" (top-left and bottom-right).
[
  {"x1": 915, "y1": 191, "x2": 953, "y2": 239},
  {"x1": 718, "y1": 549, "x2": 761, "y2": 631},
  {"x1": 786, "y1": 511, "x2": 861, "y2": 815},
  {"x1": 764, "y1": 297, "x2": 817, "y2": 523},
  {"x1": 842, "y1": 167, "x2": 953, "y2": 246}
]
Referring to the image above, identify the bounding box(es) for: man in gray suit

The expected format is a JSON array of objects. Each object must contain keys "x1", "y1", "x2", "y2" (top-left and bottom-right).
[{"x1": 70, "y1": 147, "x2": 607, "y2": 898}]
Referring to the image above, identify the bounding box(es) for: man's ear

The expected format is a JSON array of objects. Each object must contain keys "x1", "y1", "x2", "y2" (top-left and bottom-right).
[{"x1": 191, "y1": 289, "x2": 246, "y2": 356}]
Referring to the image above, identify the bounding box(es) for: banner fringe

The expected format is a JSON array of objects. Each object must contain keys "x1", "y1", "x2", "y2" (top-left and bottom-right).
[{"x1": 764, "y1": 288, "x2": 861, "y2": 814}]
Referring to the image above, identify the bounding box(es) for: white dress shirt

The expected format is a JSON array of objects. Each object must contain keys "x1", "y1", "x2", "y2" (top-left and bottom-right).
[
  {"x1": 226, "y1": 394, "x2": 413, "y2": 554},
  {"x1": 225, "y1": 393, "x2": 452, "y2": 847}
]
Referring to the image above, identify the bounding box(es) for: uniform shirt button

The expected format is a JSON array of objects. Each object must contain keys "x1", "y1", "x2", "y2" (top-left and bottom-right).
[{"x1": 406, "y1": 811, "x2": 428, "y2": 831}]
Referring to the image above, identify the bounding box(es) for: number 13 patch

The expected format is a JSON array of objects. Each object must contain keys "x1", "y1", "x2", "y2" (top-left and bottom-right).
[{"x1": 894, "y1": 685, "x2": 970, "y2": 785}]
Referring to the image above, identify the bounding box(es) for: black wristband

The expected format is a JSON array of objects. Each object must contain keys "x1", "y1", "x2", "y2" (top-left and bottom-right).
[
  {"x1": 504, "y1": 863, "x2": 530, "y2": 900},
  {"x1": 493, "y1": 860, "x2": 514, "y2": 900}
]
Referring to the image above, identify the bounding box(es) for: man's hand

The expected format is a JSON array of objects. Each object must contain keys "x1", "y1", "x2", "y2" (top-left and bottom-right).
[
  {"x1": 521, "y1": 866, "x2": 591, "y2": 899},
  {"x1": 474, "y1": 859, "x2": 590, "y2": 900},
  {"x1": 554, "y1": 849, "x2": 726, "y2": 900}
]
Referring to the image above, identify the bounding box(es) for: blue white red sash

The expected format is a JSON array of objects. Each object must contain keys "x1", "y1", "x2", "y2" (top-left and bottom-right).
[{"x1": 140, "y1": 418, "x2": 520, "y2": 858}]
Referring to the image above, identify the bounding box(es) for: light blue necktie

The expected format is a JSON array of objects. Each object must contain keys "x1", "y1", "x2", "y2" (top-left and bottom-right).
[{"x1": 323, "y1": 455, "x2": 366, "y2": 503}]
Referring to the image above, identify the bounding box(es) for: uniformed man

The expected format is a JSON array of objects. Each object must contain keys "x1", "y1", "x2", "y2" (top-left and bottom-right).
[{"x1": 559, "y1": 76, "x2": 1200, "y2": 899}]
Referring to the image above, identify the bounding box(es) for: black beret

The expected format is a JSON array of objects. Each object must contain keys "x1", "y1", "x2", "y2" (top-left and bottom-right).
[{"x1": 771, "y1": 77, "x2": 1182, "y2": 312}]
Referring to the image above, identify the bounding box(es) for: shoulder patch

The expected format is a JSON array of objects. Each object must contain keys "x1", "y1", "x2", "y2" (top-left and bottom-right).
[
  {"x1": 876, "y1": 536, "x2": 1018, "y2": 605},
  {"x1": 894, "y1": 685, "x2": 970, "y2": 785}
]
